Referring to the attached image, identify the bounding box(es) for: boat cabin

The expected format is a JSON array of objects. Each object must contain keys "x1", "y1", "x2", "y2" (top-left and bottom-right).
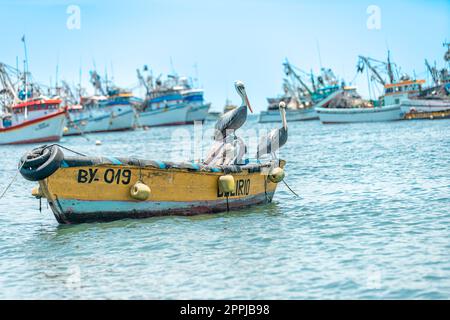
[
  {"x1": 10, "y1": 98, "x2": 62, "y2": 126},
  {"x1": 145, "y1": 89, "x2": 184, "y2": 111},
  {"x1": 383, "y1": 80, "x2": 425, "y2": 106}
]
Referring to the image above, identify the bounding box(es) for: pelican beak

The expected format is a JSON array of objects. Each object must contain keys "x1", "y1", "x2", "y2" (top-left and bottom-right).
[{"x1": 245, "y1": 95, "x2": 253, "y2": 113}]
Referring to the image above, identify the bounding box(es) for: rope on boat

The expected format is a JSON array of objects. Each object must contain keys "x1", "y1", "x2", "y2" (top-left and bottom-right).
[
  {"x1": 282, "y1": 179, "x2": 299, "y2": 198},
  {"x1": 43, "y1": 144, "x2": 87, "y2": 157},
  {"x1": 70, "y1": 120, "x2": 91, "y2": 142},
  {"x1": 0, "y1": 161, "x2": 25, "y2": 200}
]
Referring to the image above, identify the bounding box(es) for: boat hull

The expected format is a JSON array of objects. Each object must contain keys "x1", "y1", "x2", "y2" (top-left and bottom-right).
[
  {"x1": 0, "y1": 110, "x2": 66, "y2": 145},
  {"x1": 107, "y1": 105, "x2": 136, "y2": 131},
  {"x1": 137, "y1": 104, "x2": 190, "y2": 127},
  {"x1": 259, "y1": 108, "x2": 318, "y2": 123},
  {"x1": 186, "y1": 103, "x2": 211, "y2": 123},
  {"x1": 400, "y1": 99, "x2": 450, "y2": 114},
  {"x1": 38, "y1": 159, "x2": 282, "y2": 224},
  {"x1": 65, "y1": 112, "x2": 110, "y2": 135},
  {"x1": 65, "y1": 105, "x2": 136, "y2": 135},
  {"x1": 316, "y1": 105, "x2": 403, "y2": 123}
]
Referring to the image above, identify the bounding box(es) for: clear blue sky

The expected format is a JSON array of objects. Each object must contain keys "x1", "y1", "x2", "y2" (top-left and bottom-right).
[{"x1": 1, "y1": 0, "x2": 449, "y2": 112}]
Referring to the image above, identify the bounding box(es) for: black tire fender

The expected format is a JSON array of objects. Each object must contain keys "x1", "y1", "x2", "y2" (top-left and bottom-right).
[
  {"x1": 19, "y1": 146, "x2": 51, "y2": 168},
  {"x1": 19, "y1": 145, "x2": 64, "y2": 181}
]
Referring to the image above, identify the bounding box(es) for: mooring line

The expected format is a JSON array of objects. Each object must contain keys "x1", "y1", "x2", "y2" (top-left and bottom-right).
[
  {"x1": 0, "y1": 162, "x2": 25, "y2": 200},
  {"x1": 282, "y1": 179, "x2": 299, "y2": 198},
  {"x1": 44, "y1": 144, "x2": 87, "y2": 157}
]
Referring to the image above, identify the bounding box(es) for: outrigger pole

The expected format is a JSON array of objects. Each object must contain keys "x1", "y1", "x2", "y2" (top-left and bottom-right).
[{"x1": 21, "y1": 35, "x2": 29, "y2": 119}]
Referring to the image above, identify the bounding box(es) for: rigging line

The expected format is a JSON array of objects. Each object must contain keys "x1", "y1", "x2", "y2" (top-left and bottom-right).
[
  {"x1": 44, "y1": 144, "x2": 87, "y2": 157},
  {"x1": 282, "y1": 179, "x2": 299, "y2": 198},
  {"x1": 0, "y1": 162, "x2": 25, "y2": 200}
]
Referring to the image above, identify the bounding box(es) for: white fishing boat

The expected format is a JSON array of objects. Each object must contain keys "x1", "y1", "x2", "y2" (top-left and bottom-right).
[
  {"x1": 317, "y1": 104, "x2": 402, "y2": 123},
  {"x1": 401, "y1": 96, "x2": 450, "y2": 114},
  {"x1": 259, "y1": 106, "x2": 317, "y2": 122},
  {"x1": 316, "y1": 84, "x2": 404, "y2": 123},
  {"x1": 0, "y1": 58, "x2": 66, "y2": 144},
  {"x1": 316, "y1": 53, "x2": 428, "y2": 124},
  {"x1": 137, "y1": 69, "x2": 210, "y2": 126},
  {"x1": 260, "y1": 87, "x2": 343, "y2": 123},
  {"x1": 401, "y1": 43, "x2": 450, "y2": 117},
  {"x1": 259, "y1": 60, "x2": 342, "y2": 123},
  {"x1": 64, "y1": 98, "x2": 111, "y2": 135},
  {"x1": 138, "y1": 103, "x2": 191, "y2": 127},
  {"x1": 184, "y1": 88, "x2": 211, "y2": 123},
  {"x1": 0, "y1": 98, "x2": 66, "y2": 144}
]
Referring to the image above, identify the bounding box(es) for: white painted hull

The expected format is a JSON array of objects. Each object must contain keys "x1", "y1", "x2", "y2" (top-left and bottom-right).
[
  {"x1": 259, "y1": 88, "x2": 343, "y2": 123},
  {"x1": 137, "y1": 104, "x2": 190, "y2": 127},
  {"x1": 259, "y1": 108, "x2": 317, "y2": 123},
  {"x1": 186, "y1": 103, "x2": 211, "y2": 123},
  {"x1": 107, "y1": 106, "x2": 135, "y2": 131},
  {"x1": 0, "y1": 111, "x2": 66, "y2": 145},
  {"x1": 316, "y1": 105, "x2": 403, "y2": 123},
  {"x1": 400, "y1": 99, "x2": 450, "y2": 113},
  {"x1": 65, "y1": 105, "x2": 135, "y2": 135}
]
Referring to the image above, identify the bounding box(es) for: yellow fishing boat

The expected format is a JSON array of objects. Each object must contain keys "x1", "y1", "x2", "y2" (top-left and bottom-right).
[{"x1": 19, "y1": 145, "x2": 286, "y2": 224}]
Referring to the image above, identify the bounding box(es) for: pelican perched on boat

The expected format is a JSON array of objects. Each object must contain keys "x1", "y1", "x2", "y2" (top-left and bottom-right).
[
  {"x1": 256, "y1": 101, "x2": 288, "y2": 160},
  {"x1": 204, "y1": 80, "x2": 253, "y2": 165},
  {"x1": 214, "y1": 80, "x2": 253, "y2": 140}
]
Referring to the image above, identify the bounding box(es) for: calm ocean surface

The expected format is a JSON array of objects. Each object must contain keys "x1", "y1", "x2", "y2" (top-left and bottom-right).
[{"x1": 0, "y1": 116, "x2": 449, "y2": 299}]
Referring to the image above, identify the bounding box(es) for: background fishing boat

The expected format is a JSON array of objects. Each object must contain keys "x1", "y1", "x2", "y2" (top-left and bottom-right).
[
  {"x1": 184, "y1": 88, "x2": 211, "y2": 123},
  {"x1": 316, "y1": 52, "x2": 421, "y2": 123},
  {"x1": 0, "y1": 98, "x2": 66, "y2": 144},
  {"x1": 136, "y1": 67, "x2": 210, "y2": 126},
  {"x1": 316, "y1": 88, "x2": 403, "y2": 123},
  {"x1": 64, "y1": 97, "x2": 110, "y2": 135},
  {"x1": 62, "y1": 70, "x2": 140, "y2": 134},
  {"x1": 259, "y1": 60, "x2": 342, "y2": 123},
  {"x1": 401, "y1": 42, "x2": 450, "y2": 118},
  {"x1": 0, "y1": 57, "x2": 66, "y2": 144}
]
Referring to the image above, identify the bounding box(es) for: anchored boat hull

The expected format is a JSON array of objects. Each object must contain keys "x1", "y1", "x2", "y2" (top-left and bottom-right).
[
  {"x1": 137, "y1": 104, "x2": 190, "y2": 127},
  {"x1": 400, "y1": 99, "x2": 450, "y2": 114},
  {"x1": 0, "y1": 110, "x2": 66, "y2": 145},
  {"x1": 65, "y1": 106, "x2": 136, "y2": 135},
  {"x1": 37, "y1": 157, "x2": 283, "y2": 224},
  {"x1": 316, "y1": 105, "x2": 403, "y2": 123},
  {"x1": 45, "y1": 192, "x2": 274, "y2": 223},
  {"x1": 186, "y1": 103, "x2": 211, "y2": 123},
  {"x1": 259, "y1": 108, "x2": 318, "y2": 122}
]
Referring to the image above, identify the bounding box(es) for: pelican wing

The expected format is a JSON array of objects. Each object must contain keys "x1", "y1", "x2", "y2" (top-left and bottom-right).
[{"x1": 214, "y1": 106, "x2": 247, "y2": 140}]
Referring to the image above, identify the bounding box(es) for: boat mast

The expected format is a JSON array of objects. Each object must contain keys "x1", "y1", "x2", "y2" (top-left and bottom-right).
[
  {"x1": 386, "y1": 50, "x2": 395, "y2": 84},
  {"x1": 22, "y1": 35, "x2": 29, "y2": 119},
  {"x1": 444, "y1": 41, "x2": 450, "y2": 75},
  {"x1": 425, "y1": 59, "x2": 439, "y2": 85},
  {"x1": 0, "y1": 63, "x2": 20, "y2": 110},
  {"x1": 357, "y1": 56, "x2": 386, "y2": 86},
  {"x1": 136, "y1": 68, "x2": 150, "y2": 96},
  {"x1": 283, "y1": 59, "x2": 313, "y2": 96}
]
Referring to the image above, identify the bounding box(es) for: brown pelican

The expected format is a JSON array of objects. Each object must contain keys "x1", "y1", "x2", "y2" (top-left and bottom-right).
[
  {"x1": 214, "y1": 80, "x2": 253, "y2": 140},
  {"x1": 204, "y1": 80, "x2": 252, "y2": 165},
  {"x1": 256, "y1": 101, "x2": 288, "y2": 159}
]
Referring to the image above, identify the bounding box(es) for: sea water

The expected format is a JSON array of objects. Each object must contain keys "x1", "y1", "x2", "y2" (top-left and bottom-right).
[{"x1": 0, "y1": 117, "x2": 449, "y2": 299}]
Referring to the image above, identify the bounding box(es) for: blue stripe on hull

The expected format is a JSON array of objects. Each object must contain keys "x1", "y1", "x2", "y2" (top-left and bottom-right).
[{"x1": 53, "y1": 192, "x2": 274, "y2": 223}]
